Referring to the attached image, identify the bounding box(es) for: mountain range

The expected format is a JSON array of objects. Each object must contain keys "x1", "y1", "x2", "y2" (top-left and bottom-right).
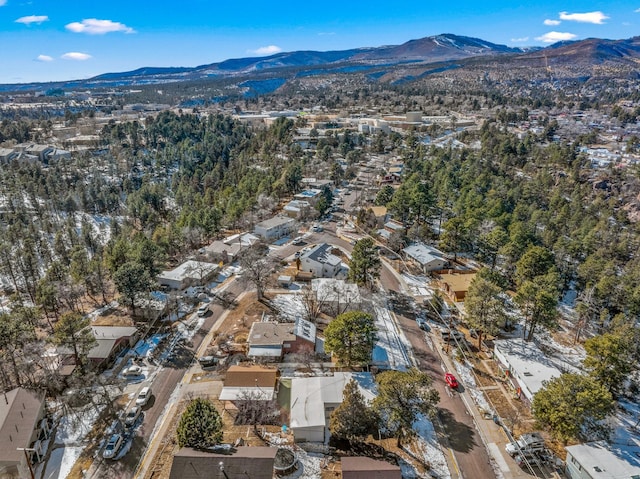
[{"x1": 3, "y1": 33, "x2": 640, "y2": 92}]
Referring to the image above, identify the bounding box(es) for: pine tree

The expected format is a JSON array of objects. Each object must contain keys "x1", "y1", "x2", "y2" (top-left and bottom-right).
[
  {"x1": 176, "y1": 398, "x2": 224, "y2": 449},
  {"x1": 329, "y1": 379, "x2": 377, "y2": 441},
  {"x1": 325, "y1": 311, "x2": 377, "y2": 367}
]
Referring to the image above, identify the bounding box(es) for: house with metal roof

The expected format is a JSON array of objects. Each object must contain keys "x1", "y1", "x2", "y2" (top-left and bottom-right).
[
  {"x1": 290, "y1": 372, "x2": 376, "y2": 443},
  {"x1": 403, "y1": 242, "x2": 449, "y2": 272},
  {"x1": 493, "y1": 338, "x2": 562, "y2": 404},
  {"x1": 299, "y1": 243, "x2": 342, "y2": 278},
  {"x1": 0, "y1": 388, "x2": 47, "y2": 479},
  {"x1": 565, "y1": 440, "x2": 640, "y2": 479}
]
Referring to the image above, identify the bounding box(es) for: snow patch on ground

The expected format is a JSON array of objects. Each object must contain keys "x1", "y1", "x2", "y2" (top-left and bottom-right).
[
  {"x1": 453, "y1": 360, "x2": 493, "y2": 415},
  {"x1": 401, "y1": 274, "x2": 434, "y2": 298},
  {"x1": 410, "y1": 415, "x2": 451, "y2": 478},
  {"x1": 372, "y1": 294, "x2": 411, "y2": 370},
  {"x1": 271, "y1": 293, "x2": 307, "y2": 321},
  {"x1": 38, "y1": 404, "x2": 102, "y2": 479},
  {"x1": 277, "y1": 447, "x2": 323, "y2": 479}
]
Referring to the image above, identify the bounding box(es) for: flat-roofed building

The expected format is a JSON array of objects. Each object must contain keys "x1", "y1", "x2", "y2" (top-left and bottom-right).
[
  {"x1": 254, "y1": 215, "x2": 296, "y2": 242},
  {"x1": 157, "y1": 260, "x2": 219, "y2": 290}
]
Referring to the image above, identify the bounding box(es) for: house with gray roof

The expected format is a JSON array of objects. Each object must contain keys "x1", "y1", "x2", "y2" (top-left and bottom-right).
[
  {"x1": 299, "y1": 243, "x2": 342, "y2": 278},
  {"x1": 403, "y1": 242, "x2": 448, "y2": 272},
  {"x1": 565, "y1": 440, "x2": 640, "y2": 479}
]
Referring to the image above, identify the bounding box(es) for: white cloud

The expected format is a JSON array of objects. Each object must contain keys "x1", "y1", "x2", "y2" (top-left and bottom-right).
[
  {"x1": 635, "y1": 8, "x2": 640, "y2": 13},
  {"x1": 249, "y1": 45, "x2": 282, "y2": 55},
  {"x1": 544, "y1": 19, "x2": 561, "y2": 25},
  {"x1": 16, "y1": 15, "x2": 49, "y2": 25},
  {"x1": 511, "y1": 37, "x2": 529, "y2": 42},
  {"x1": 535, "y1": 31, "x2": 578, "y2": 43},
  {"x1": 318, "y1": 32, "x2": 336, "y2": 36},
  {"x1": 0, "y1": 0, "x2": 6, "y2": 6},
  {"x1": 36, "y1": 54, "x2": 53, "y2": 62},
  {"x1": 65, "y1": 18, "x2": 135, "y2": 34},
  {"x1": 559, "y1": 11, "x2": 609, "y2": 24},
  {"x1": 61, "y1": 52, "x2": 92, "y2": 61}
]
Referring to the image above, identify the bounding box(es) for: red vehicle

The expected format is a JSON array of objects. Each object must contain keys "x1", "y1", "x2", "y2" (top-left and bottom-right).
[{"x1": 444, "y1": 372, "x2": 458, "y2": 389}]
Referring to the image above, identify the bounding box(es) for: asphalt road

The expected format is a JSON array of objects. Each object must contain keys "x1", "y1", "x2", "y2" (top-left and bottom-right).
[
  {"x1": 93, "y1": 221, "x2": 494, "y2": 479},
  {"x1": 92, "y1": 279, "x2": 245, "y2": 478},
  {"x1": 387, "y1": 289, "x2": 496, "y2": 479}
]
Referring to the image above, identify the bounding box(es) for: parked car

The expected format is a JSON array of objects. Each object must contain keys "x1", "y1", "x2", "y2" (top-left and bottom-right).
[
  {"x1": 103, "y1": 433, "x2": 123, "y2": 459},
  {"x1": 124, "y1": 406, "x2": 141, "y2": 428},
  {"x1": 416, "y1": 317, "x2": 430, "y2": 331},
  {"x1": 122, "y1": 365, "x2": 143, "y2": 377},
  {"x1": 135, "y1": 386, "x2": 152, "y2": 407},
  {"x1": 440, "y1": 328, "x2": 464, "y2": 343},
  {"x1": 444, "y1": 372, "x2": 459, "y2": 389},
  {"x1": 197, "y1": 304, "x2": 209, "y2": 317},
  {"x1": 312, "y1": 224, "x2": 324, "y2": 232},
  {"x1": 198, "y1": 355, "x2": 224, "y2": 368},
  {"x1": 292, "y1": 236, "x2": 304, "y2": 245},
  {"x1": 505, "y1": 432, "x2": 545, "y2": 456}
]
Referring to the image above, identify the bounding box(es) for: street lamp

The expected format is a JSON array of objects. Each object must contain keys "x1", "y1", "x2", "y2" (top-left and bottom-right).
[{"x1": 16, "y1": 448, "x2": 35, "y2": 479}]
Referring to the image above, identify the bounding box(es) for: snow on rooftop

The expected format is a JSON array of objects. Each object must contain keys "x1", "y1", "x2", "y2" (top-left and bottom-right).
[{"x1": 493, "y1": 339, "x2": 561, "y2": 401}]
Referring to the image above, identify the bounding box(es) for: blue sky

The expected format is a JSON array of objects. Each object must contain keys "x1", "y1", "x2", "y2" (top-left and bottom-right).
[{"x1": 1, "y1": 0, "x2": 639, "y2": 84}]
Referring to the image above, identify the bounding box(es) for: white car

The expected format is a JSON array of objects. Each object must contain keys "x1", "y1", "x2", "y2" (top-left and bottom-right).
[
  {"x1": 124, "y1": 406, "x2": 141, "y2": 428},
  {"x1": 122, "y1": 365, "x2": 143, "y2": 377},
  {"x1": 135, "y1": 386, "x2": 152, "y2": 407},
  {"x1": 103, "y1": 433, "x2": 123, "y2": 459},
  {"x1": 197, "y1": 304, "x2": 209, "y2": 317}
]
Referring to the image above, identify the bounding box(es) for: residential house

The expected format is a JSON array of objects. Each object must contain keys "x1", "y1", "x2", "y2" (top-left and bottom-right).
[
  {"x1": 0, "y1": 148, "x2": 17, "y2": 163},
  {"x1": 15, "y1": 143, "x2": 52, "y2": 161},
  {"x1": 298, "y1": 243, "x2": 342, "y2": 278},
  {"x1": 157, "y1": 260, "x2": 219, "y2": 290},
  {"x1": 205, "y1": 232, "x2": 259, "y2": 264},
  {"x1": 87, "y1": 326, "x2": 139, "y2": 366},
  {"x1": 403, "y1": 243, "x2": 448, "y2": 273},
  {"x1": 283, "y1": 199, "x2": 311, "y2": 219},
  {"x1": 169, "y1": 446, "x2": 278, "y2": 479},
  {"x1": 254, "y1": 215, "x2": 296, "y2": 242},
  {"x1": 247, "y1": 318, "x2": 316, "y2": 360},
  {"x1": 493, "y1": 339, "x2": 562, "y2": 404},
  {"x1": 58, "y1": 325, "x2": 139, "y2": 371},
  {"x1": 565, "y1": 440, "x2": 640, "y2": 479},
  {"x1": 0, "y1": 388, "x2": 47, "y2": 479},
  {"x1": 311, "y1": 279, "x2": 362, "y2": 317},
  {"x1": 342, "y1": 457, "x2": 402, "y2": 479},
  {"x1": 438, "y1": 271, "x2": 477, "y2": 302},
  {"x1": 294, "y1": 189, "x2": 323, "y2": 206},
  {"x1": 219, "y1": 365, "x2": 279, "y2": 407},
  {"x1": 383, "y1": 220, "x2": 405, "y2": 235},
  {"x1": 290, "y1": 372, "x2": 375, "y2": 443}
]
